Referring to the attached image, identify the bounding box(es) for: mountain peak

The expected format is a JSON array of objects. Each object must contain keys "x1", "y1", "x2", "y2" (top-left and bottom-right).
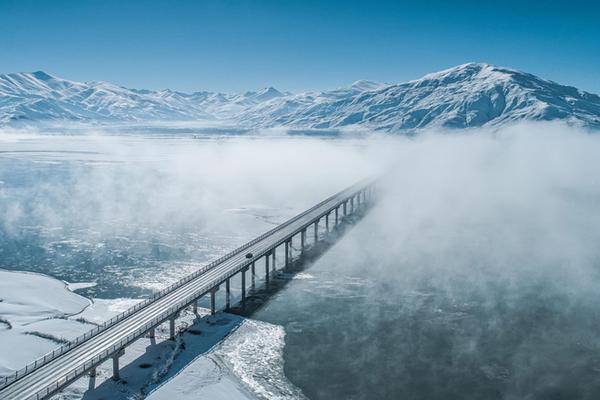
[
  {"x1": 415, "y1": 62, "x2": 519, "y2": 87},
  {"x1": 253, "y1": 86, "x2": 284, "y2": 101},
  {"x1": 258, "y1": 86, "x2": 282, "y2": 95}
]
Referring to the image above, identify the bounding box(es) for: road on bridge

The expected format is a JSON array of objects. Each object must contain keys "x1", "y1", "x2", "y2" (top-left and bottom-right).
[{"x1": 0, "y1": 180, "x2": 373, "y2": 400}]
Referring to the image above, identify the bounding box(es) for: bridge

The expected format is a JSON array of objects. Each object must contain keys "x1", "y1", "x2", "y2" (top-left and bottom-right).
[{"x1": 0, "y1": 179, "x2": 376, "y2": 400}]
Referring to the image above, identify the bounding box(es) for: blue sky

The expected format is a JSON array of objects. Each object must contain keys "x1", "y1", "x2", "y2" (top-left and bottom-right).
[{"x1": 1, "y1": 0, "x2": 599, "y2": 93}]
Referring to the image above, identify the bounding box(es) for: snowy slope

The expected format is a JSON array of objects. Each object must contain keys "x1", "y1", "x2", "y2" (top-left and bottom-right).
[
  {"x1": 238, "y1": 63, "x2": 600, "y2": 130},
  {"x1": 0, "y1": 71, "x2": 217, "y2": 123},
  {"x1": 1, "y1": 63, "x2": 600, "y2": 131}
]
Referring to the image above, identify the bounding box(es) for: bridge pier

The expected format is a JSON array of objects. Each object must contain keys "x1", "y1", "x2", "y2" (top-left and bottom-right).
[
  {"x1": 326, "y1": 213, "x2": 329, "y2": 231},
  {"x1": 251, "y1": 261, "x2": 256, "y2": 289},
  {"x1": 351, "y1": 196, "x2": 354, "y2": 213},
  {"x1": 285, "y1": 240, "x2": 289, "y2": 267},
  {"x1": 112, "y1": 349, "x2": 124, "y2": 380},
  {"x1": 210, "y1": 287, "x2": 218, "y2": 315},
  {"x1": 301, "y1": 228, "x2": 306, "y2": 253},
  {"x1": 225, "y1": 278, "x2": 231, "y2": 309},
  {"x1": 89, "y1": 367, "x2": 97, "y2": 378},
  {"x1": 241, "y1": 267, "x2": 247, "y2": 305},
  {"x1": 335, "y1": 206, "x2": 339, "y2": 225},
  {"x1": 314, "y1": 220, "x2": 319, "y2": 243},
  {"x1": 148, "y1": 327, "x2": 155, "y2": 339},
  {"x1": 272, "y1": 249, "x2": 276, "y2": 271},
  {"x1": 265, "y1": 253, "x2": 270, "y2": 284},
  {"x1": 343, "y1": 201, "x2": 347, "y2": 216},
  {"x1": 169, "y1": 316, "x2": 176, "y2": 340}
]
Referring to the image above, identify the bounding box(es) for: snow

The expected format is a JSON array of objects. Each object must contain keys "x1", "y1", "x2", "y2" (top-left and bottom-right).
[
  {"x1": 2, "y1": 63, "x2": 600, "y2": 131},
  {"x1": 0, "y1": 269, "x2": 93, "y2": 375},
  {"x1": 54, "y1": 311, "x2": 257, "y2": 400},
  {"x1": 147, "y1": 357, "x2": 253, "y2": 400},
  {"x1": 0, "y1": 270, "x2": 303, "y2": 399}
]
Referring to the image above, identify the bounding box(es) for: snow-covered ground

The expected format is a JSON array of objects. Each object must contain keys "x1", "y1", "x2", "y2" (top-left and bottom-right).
[
  {"x1": 0, "y1": 269, "x2": 304, "y2": 399},
  {"x1": 0, "y1": 270, "x2": 93, "y2": 375}
]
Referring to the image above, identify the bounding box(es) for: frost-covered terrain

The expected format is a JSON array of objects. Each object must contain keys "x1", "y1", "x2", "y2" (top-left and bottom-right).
[
  {"x1": 2, "y1": 63, "x2": 600, "y2": 131},
  {"x1": 0, "y1": 270, "x2": 93, "y2": 375},
  {"x1": 0, "y1": 270, "x2": 302, "y2": 400}
]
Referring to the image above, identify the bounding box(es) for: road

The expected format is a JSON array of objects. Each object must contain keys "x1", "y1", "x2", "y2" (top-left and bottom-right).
[{"x1": 0, "y1": 180, "x2": 372, "y2": 400}]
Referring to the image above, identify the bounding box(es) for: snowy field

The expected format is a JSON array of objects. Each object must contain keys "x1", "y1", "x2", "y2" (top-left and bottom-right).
[{"x1": 0, "y1": 269, "x2": 304, "y2": 400}]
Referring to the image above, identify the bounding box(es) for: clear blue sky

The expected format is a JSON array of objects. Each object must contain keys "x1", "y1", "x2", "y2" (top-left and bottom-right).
[{"x1": 1, "y1": 0, "x2": 599, "y2": 94}]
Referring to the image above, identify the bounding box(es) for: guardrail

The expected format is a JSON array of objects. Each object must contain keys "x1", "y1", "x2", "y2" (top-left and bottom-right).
[{"x1": 1, "y1": 179, "x2": 374, "y2": 393}]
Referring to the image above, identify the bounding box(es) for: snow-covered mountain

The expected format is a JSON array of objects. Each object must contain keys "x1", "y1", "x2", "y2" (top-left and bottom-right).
[
  {"x1": 1, "y1": 63, "x2": 600, "y2": 131},
  {"x1": 237, "y1": 63, "x2": 600, "y2": 131}
]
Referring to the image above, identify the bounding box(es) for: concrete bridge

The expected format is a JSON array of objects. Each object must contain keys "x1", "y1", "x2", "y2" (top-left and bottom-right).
[{"x1": 0, "y1": 179, "x2": 376, "y2": 400}]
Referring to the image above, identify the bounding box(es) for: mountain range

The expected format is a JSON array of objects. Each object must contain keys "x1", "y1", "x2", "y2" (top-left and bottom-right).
[{"x1": 1, "y1": 63, "x2": 599, "y2": 132}]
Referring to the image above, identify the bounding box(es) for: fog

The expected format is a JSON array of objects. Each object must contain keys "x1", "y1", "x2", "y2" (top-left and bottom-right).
[
  {"x1": 1, "y1": 122, "x2": 600, "y2": 398},
  {"x1": 0, "y1": 132, "x2": 379, "y2": 295},
  {"x1": 264, "y1": 122, "x2": 600, "y2": 399}
]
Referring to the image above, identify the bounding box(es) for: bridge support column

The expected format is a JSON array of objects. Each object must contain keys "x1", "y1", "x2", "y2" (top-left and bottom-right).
[
  {"x1": 335, "y1": 206, "x2": 339, "y2": 225},
  {"x1": 285, "y1": 240, "x2": 289, "y2": 267},
  {"x1": 192, "y1": 300, "x2": 198, "y2": 314},
  {"x1": 112, "y1": 349, "x2": 124, "y2": 381},
  {"x1": 210, "y1": 287, "x2": 218, "y2": 315},
  {"x1": 265, "y1": 253, "x2": 270, "y2": 284},
  {"x1": 89, "y1": 367, "x2": 97, "y2": 378},
  {"x1": 148, "y1": 327, "x2": 155, "y2": 339},
  {"x1": 343, "y1": 201, "x2": 347, "y2": 216},
  {"x1": 314, "y1": 220, "x2": 319, "y2": 243},
  {"x1": 301, "y1": 229, "x2": 306, "y2": 253},
  {"x1": 251, "y1": 261, "x2": 256, "y2": 289},
  {"x1": 225, "y1": 278, "x2": 231, "y2": 310},
  {"x1": 169, "y1": 316, "x2": 176, "y2": 340},
  {"x1": 272, "y1": 249, "x2": 276, "y2": 271},
  {"x1": 326, "y1": 213, "x2": 329, "y2": 232},
  {"x1": 351, "y1": 197, "x2": 354, "y2": 213},
  {"x1": 241, "y1": 267, "x2": 247, "y2": 305}
]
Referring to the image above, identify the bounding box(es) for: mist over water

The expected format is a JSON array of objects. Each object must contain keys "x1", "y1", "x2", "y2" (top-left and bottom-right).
[
  {"x1": 252, "y1": 124, "x2": 600, "y2": 399},
  {"x1": 0, "y1": 133, "x2": 376, "y2": 297},
  {"x1": 1, "y1": 123, "x2": 600, "y2": 398}
]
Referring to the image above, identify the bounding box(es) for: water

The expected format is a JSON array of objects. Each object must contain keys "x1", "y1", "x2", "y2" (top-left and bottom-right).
[
  {"x1": 0, "y1": 147, "x2": 261, "y2": 298},
  {"x1": 3, "y1": 130, "x2": 600, "y2": 399},
  {"x1": 0, "y1": 133, "x2": 366, "y2": 298},
  {"x1": 250, "y1": 215, "x2": 600, "y2": 400}
]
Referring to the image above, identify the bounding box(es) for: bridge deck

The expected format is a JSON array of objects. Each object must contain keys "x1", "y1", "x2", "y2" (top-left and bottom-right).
[{"x1": 0, "y1": 180, "x2": 373, "y2": 400}]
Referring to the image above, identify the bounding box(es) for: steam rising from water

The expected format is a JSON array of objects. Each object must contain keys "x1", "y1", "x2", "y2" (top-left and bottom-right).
[
  {"x1": 1, "y1": 122, "x2": 600, "y2": 398},
  {"x1": 0, "y1": 133, "x2": 378, "y2": 296},
  {"x1": 254, "y1": 122, "x2": 600, "y2": 399}
]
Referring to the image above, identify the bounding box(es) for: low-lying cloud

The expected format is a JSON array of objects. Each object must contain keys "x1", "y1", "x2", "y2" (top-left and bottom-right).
[{"x1": 1, "y1": 121, "x2": 600, "y2": 397}]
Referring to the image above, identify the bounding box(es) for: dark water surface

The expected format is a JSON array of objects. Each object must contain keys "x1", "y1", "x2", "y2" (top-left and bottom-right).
[{"x1": 251, "y1": 216, "x2": 600, "y2": 400}]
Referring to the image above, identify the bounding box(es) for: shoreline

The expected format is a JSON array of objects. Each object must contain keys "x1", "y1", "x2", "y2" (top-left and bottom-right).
[{"x1": 0, "y1": 269, "x2": 303, "y2": 400}]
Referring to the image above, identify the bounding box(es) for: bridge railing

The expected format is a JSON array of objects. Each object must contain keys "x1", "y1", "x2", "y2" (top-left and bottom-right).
[{"x1": 2, "y1": 180, "x2": 374, "y2": 391}]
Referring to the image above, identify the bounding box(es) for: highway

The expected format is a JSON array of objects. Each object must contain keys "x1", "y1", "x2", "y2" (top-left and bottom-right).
[{"x1": 0, "y1": 179, "x2": 373, "y2": 400}]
